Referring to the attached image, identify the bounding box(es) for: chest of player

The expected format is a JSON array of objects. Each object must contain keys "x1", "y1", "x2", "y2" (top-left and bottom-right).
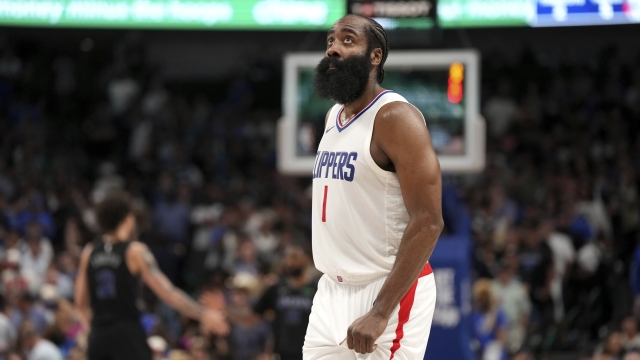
[{"x1": 313, "y1": 114, "x2": 371, "y2": 182}]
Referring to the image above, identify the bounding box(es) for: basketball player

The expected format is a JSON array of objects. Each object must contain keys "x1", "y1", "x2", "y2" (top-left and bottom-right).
[
  {"x1": 74, "y1": 192, "x2": 228, "y2": 360},
  {"x1": 304, "y1": 15, "x2": 443, "y2": 360}
]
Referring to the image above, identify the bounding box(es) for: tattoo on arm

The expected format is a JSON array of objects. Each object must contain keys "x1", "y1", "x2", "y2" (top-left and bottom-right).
[
  {"x1": 143, "y1": 248, "x2": 204, "y2": 320},
  {"x1": 143, "y1": 250, "x2": 161, "y2": 274}
]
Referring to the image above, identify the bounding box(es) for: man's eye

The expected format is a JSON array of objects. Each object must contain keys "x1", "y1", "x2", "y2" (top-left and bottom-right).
[
  {"x1": 344, "y1": 37, "x2": 353, "y2": 43},
  {"x1": 327, "y1": 38, "x2": 334, "y2": 45}
]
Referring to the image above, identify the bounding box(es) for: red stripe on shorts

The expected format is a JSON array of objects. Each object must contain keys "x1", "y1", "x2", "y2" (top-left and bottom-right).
[{"x1": 389, "y1": 262, "x2": 432, "y2": 360}]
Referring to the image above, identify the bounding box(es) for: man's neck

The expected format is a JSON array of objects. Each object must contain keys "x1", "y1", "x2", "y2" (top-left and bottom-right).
[{"x1": 342, "y1": 82, "x2": 384, "y2": 122}]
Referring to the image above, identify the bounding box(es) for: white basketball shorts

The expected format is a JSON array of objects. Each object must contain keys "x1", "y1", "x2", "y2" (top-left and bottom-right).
[{"x1": 303, "y1": 263, "x2": 436, "y2": 360}]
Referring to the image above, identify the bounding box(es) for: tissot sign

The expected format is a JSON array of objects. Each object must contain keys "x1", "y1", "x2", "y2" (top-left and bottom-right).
[{"x1": 348, "y1": 0, "x2": 435, "y2": 18}]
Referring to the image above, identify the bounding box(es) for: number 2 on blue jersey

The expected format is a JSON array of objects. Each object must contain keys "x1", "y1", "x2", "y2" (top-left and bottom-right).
[{"x1": 96, "y1": 269, "x2": 117, "y2": 299}]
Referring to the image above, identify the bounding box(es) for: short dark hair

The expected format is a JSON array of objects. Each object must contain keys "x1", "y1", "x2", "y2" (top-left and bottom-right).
[
  {"x1": 351, "y1": 15, "x2": 389, "y2": 84},
  {"x1": 96, "y1": 192, "x2": 133, "y2": 234}
]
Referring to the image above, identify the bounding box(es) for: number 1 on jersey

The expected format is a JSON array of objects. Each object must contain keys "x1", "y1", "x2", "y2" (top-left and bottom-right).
[{"x1": 322, "y1": 186, "x2": 328, "y2": 222}]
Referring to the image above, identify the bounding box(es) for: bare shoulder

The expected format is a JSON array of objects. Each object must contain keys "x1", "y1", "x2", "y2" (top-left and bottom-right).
[
  {"x1": 375, "y1": 102, "x2": 427, "y2": 134},
  {"x1": 126, "y1": 241, "x2": 152, "y2": 274},
  {"x1": 128, "y1": 241, "x2": 148, "y2": 254},
  {"x1": 80, "y1": 243, "x2": 94, "y2": 261},
  {"x1": 127, "y1": 241, "x2": 150, "y2": 262}
]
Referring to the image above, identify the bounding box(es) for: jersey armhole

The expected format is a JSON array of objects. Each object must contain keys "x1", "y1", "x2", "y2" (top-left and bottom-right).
[
  {"x1": 363, "y1": 99, "x2": 407, "y2": 179},
  {"x1": 124, "y1": 241, "x2": 141, "y2": 277}
]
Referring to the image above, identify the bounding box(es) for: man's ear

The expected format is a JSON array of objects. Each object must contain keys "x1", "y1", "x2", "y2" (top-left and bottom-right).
[{"x1": 371, "y1": 48, "x2": 382, "y2": 66}]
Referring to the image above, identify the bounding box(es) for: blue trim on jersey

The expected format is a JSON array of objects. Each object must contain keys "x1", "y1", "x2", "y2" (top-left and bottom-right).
[{"x1": 335, "y1": 90, "x2": 394, "y2": 133}]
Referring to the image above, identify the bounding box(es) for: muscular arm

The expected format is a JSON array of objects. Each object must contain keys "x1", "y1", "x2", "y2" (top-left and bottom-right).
[
  {"x1": 370, "y1": 102, "x2": 443, "y2": 319},
  {"x1": 128, "y1": 242, "x2": 204, "y2": 320},
  {"x1": 74, "y1": 244, "x2": 93, "y2": 329}
]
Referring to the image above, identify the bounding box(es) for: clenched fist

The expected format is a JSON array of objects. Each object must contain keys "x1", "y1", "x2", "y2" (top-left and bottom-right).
[{"x1": 346, "y1": 311, "x2": 388, "y2": 354}]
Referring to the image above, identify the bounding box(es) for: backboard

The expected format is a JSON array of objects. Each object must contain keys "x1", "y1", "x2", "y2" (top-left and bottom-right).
[{"x1": 277, "y1": 50, "x2": 485, "y2": 175}]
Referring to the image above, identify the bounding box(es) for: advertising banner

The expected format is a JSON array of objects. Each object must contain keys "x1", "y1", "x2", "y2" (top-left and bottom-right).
[{"x1": 0, "y1": 0, "x2": 346, "y2": 30}]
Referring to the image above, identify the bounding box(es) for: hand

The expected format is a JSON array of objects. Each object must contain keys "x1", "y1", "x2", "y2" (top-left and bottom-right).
[
  {"x1": 346, "y1": 311, "x2": 388, "y2": 354},
  {"x1": 201, "y1": 309, "x2": 230, "y2": 336}
]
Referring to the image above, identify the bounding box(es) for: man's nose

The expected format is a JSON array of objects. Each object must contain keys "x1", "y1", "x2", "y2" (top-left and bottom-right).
[{"x1": 326, "y1": 45, "x2": 341, "y2": 59}]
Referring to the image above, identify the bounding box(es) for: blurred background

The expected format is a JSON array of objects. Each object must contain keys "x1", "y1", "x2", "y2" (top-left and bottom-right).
[{"x1": 0, "y1": 1, "x2": 639, "y2": 360}]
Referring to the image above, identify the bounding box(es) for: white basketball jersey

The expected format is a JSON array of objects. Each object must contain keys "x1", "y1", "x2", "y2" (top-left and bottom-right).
[{"x1": 311, "y1": 90, "x2": 412, "y2": 283}]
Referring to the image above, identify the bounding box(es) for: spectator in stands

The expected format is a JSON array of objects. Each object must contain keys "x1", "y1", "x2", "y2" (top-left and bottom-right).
[
  {"x1": 518, "y1": 220, "x2": 554, "y2": 331},
  {"x1": 491, "y1": 255, "x2": 531, "y2": 353},
  {"x1": 153, "y1": 175, "x2": 190, "y2": 246},
  {"x1": 2, "y1": 248, "x2": 28, "y2": 297},
  {"x1": 225, "y1": 273, "x2": 273, "y2": 360},
  {"x1": 44, "y1": 265, "x2": 73, "y2": 301},
  {"x1": 20, "y1": 221, "x2": 53, "y2": 294},
  {"x1": 0, "y1": 216, "x2": 8, "y2": 258},
  {"x1": 19, "y1": 321, "x2": 62, "y2": 360},
  {"x1": 10, "y1": 294, "x2": 49, "y2": 335},
  {"x1": 471, "y1": 278, "x2": 508, "y2": 360},
  {"x1": 0, "y1": 295, "x2": 16, "y2": 357},
  {"x1": 541, "y1": 218, "x2": 575, "y2": 323},
  {"x1": 47, "y1": 299, "x2": 82, "y2": 358},
  {"x1": 621, "y1": 316, "x2": 640, "y2": 352},
  {"x1": 62, "y1": 218, "x2": 85, "y2": 260},
  {"x1": 233, "y1": 238, "x2": 262, "y2": 276},
  {"x1": 0, "y1": 29, "x2": 638, "y2": 359},
  {"x1": 593, "y1": 332, "x2": 624, "y2": 360},
  {"x1": 254, "y1": 243, "x2": 317, "y2": 360},
  {"x1": 13, "y1": 194, "x2": 55, "y2": 241},
  {"x1": 2, "y1": 229, "x2": 21, "y2": 254},
  {"x1": 483, "y1": 78, "x2": 518, "y2": 139}
]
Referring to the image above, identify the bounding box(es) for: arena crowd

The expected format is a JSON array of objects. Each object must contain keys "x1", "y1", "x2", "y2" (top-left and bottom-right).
[{"x1": 0, "y1": 34, "x2": 638, "y2": 360}]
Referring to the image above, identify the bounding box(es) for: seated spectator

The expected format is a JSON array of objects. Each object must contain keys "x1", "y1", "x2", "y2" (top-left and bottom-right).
[
  {"x1": 44, "y1": 265, "x2": 73, "y2": 300},
  {"x1": 19, "y1": 321, "x2": 62, "y2": 360},
  {"x1": 226, "y1": 273, "x2": 273, "y2": 360},
  {"x1": 471, "y1": 278, "x2": 508, "y2": 360},
  {"x1": 2, "y1": 249, "x2": 28, "y2": 297},
  {"x1": 621, "y1": 316, "x2": 640, "y2": 352},
  {"x1": 62, "y1": 218, "x2": 85, "y2": 259},
  {"x1": 541, "y1": 218, "x2": 575, "y2": 324},
  {"x1": 0, "y1": 295, "x2": 16, "y2": 356},
  {"x1": 13, "y1": 194, "x2": 55, "y2": 241},
  {"x1": 518, "y1": 221, "x2": 554, "y2": 330},
  {"x1": 3, "y1": 229, "x2": 22, "y2": 253},
  {"x1": 9, "y1": 294, "x2": 50, "y2": 335},
  {"x1": 234, "y1": 239, "x2": 262, "y2": 276},
  {"x1": 45, "y1": 299, "x2": 82, "y2": 358},
  {"x1": 254, "y1": 243, "x2": 317, "y2": 360},
  {"x1": 593, "y1": 332, "x2": 624, "y2": 360},
  {"x1": 491, "y1": 256, "x2": 531, "y2": 353},
  {"x1": 20, "y1": 221, "x2": 53, "y2": 293}
]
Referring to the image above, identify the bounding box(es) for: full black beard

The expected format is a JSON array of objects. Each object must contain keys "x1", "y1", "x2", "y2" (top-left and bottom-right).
[{"x1": 314, "y1": 53, "x2": 371, "y2": 105}]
